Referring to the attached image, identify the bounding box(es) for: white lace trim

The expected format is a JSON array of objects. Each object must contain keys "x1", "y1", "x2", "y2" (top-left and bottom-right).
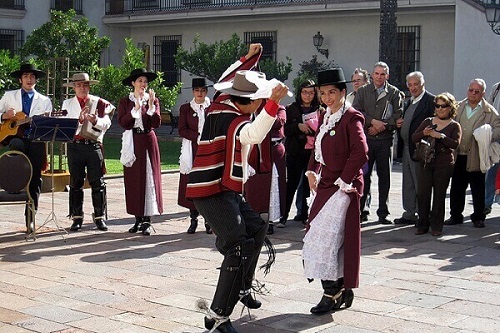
[
  {"x1": 268, "y1": 163, "x2": 281, "y2": 221},
  {"x1": 314, "y1": 102, "x2": 350, "y2": 165},
  {"x1": 303, "y1": 189, "x2": 351, "y2": 280},
  {"x1": 143, "y1": 152, "x2": 160, "y2": 216}
]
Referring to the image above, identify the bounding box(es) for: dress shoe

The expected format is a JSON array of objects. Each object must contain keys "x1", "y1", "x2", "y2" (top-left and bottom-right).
[
  {"x1": 484, "y1": 206, "x2": 492, "y2": 215},
  {"x1": 276, "y1": 217, "x2": 287, "y2": 228},
  {"x1": 444, "y1": 217, "x2": 463, "y2": 225},
  {"x1": 205, "y1": 223, "x2": 213, "y2": 234},
  {"x1": 140, "y1": 222, "x2": 151, "y2": 235},
  {"x1": 129, "y1": 217, "x2": 142, "y2": 233},
  {"x1": 293, "y1": 214, "x2": 307, "y2": 222},
  {"x1": 239, "y1": 293, "x2": 261, "y2": 309},
  {"x1": 473, "y1": 220, "x2": 485, "y2": 228},
  {"x1": 415, "y1": 229, "x2": 428, "y2": 235},
  {"x1": 94, "y1": 220, "x2": 108, "y2": 231},
  {"x1": 70, "y1": 219, "x2": 82, "y2": 231},
  {"x1": 431, "y1": 230, "x2": 442, "y2": 236},
  {"x1": 187, "y1": 218, "x2": 197, "y2": 234},
  {"x1": 394, "y1": 217, "x2": 415, "y2": 224},
  {"x1": 360, "y1": 211, "x2": 369, "y2": 222},
  {"x1": 311, "y1": 288, "x2": 354, "y2": 314},
  {"x1": 267, "y1": 223, "x2": 274, "y2": 235},
  {"x1": 378, "y1": 217, "x2": 392, "y2": 225},
  {"x1": 204, "y1": 317, "x2": 239, "y2": 333}
]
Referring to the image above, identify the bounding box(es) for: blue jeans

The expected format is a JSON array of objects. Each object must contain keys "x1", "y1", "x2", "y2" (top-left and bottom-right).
[{"x1": 484, "y1": 163, "x2": 499, "y2": 208}]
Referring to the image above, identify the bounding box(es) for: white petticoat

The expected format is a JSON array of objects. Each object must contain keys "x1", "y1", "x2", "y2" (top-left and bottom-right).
[
  {"x1": 143, "y1": 152, "x2": 160, "y2": 216},
  {"x1": 302, "y1": 189, "x2": 351, "y2": 280}
]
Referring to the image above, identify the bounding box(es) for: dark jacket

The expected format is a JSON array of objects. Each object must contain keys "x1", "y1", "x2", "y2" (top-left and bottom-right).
[{"x1": 284, "y1": 101, "x2": 320, "y2": 156}]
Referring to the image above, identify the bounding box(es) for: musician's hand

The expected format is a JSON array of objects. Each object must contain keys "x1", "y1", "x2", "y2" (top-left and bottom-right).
[
  {"x1": 2, "y1": 108, "x2": 16, "y2": 120},
  {"x1": 148, "y1": 89, "x2": 155, "y2": 109},
  {"x1": 79, "y1": 107, "x2": 89, "y2": 122},
  {"x1": 86, "y1": 114, "x2": 97, "y2": 125}
]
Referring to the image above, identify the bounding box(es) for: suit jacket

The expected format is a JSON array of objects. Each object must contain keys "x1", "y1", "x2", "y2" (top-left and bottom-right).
[
  {"x1": 397, "y1": 90, "x2": 435, "y2": 160},
  {"x1": 0, "y1": 89, "x2": 52, "y2": 118}
]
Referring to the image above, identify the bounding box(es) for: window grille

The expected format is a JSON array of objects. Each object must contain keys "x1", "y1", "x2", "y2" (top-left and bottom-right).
[
  {"x1": 244, "y1": 31, "x2": 277, "y2": 61},
  {"x1": 0, "y1": 29, "x2": 24, "y2": 55},
  {"x1": 395, "y1": 25, "x2": 421, "y2": 93},
  {"x1": 154, "y1": 35, "x2": 181, "y2": 87}
]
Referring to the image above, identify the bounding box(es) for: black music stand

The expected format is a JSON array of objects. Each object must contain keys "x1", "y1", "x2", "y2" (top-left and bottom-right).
[{"x1": 27, "y1": 116, "x2": 78, "y2": 240}]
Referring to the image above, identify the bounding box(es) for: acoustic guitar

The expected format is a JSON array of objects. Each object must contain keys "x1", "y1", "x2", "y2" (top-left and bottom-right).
[
  {"x1": 0, "y1": 112, "x2": 31, "y2": 146},
  {"x1": 0, "y1": 110, "x2": 68, "y2": 147}
]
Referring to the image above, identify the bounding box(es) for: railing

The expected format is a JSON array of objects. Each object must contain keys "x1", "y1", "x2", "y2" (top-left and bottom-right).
[
  {"x1": 50, "y1": 0, "x2": 83, "y2": 15},
  {"x1": 0, "y1": 0, "x2": 24, "y2": 10},
  {"x1": 105, "y1": 0, "x2": 358, "y2": 15}
]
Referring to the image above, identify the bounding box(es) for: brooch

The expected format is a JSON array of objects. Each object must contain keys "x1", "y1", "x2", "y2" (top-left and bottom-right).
[
  {"x1": 330, "y1": 130, "x2": 336, "y2": 136},
  {"x1": 192, "y1": 112, "x2": 197, "y2": 117}
]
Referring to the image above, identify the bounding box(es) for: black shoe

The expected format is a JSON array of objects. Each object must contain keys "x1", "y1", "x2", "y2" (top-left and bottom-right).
[
  {"x1": 276, "y1": 217, "x2": 287, "y2": 228},
  {"x1": 444, "y1": 217, "x2": 463, "y2": 225},
  {"x1": 310, "y1": 289, "x2": 354, "y2": 314},
  {"x1": 378, "y1": 217, "x2": 392, "y2": 225},
  {"x1": 394, "y1": 217, "x2": 415, "y2": 225},
  {"x1": 267, "y1": 223, "x2": 274, "y2": 235},
  {"x1": 140, "y1": 222, "x2": 151, "y2": 235},
  {"x1": 484, "y1": 206, "x2": 492, "y2": 215},
  {"x1": 239, "y1": 293, "x2": 261, "y2": 309},
  {"x1": 473, "y1": 220, "x2": 485, "y2": 228},
  {"x1": 204, "y1": 317, "x2": 239, "y2": 333},
  {"x1": 360, "y1": 212, "x2": 369, "y2": 222},
  {"x1": 293, "y1": 214, "x2": 307, "y2": 222},
  {"x1": 129, "y1": 217, "x2": 142, "y2": 233},
  {"x1": 205, "y1": 223, "x2": 213, "y2": 234},
  {"x1": 95, "y1": 220, "x2": 108, "y2": 231},
  {"x1": 187, "y1": 219, "x2": 197, "y2": 234},
  {"x1": 70, "y1": 219, "x2": 82, "y2": 231}
]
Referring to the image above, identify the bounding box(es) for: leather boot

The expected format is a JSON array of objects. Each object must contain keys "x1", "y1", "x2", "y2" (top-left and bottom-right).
[
  {"x1": 129, "y1": 217, "x2": 142, "y2": 233},
  {"x1": 70, "y1": 216, "x2": 83, "y2": 231},
  {"x1": 93, "y1": 214, "x2": 108, "y2": 231},
  {"x1": 140, "y1": 216, "x2": 151, "y2": 235},
  {"x1": 239, "y1": 291, "x2": 261, "y2": 309},
  {"x1": 204, "y1": 317, "x2": 240, "y2": 333},
  {"x1": 310, "y1": 279, "x2": 344, "y2": 314},
  {"x1": 187, "y1": 218, "x2": 197, "y2": 234}
]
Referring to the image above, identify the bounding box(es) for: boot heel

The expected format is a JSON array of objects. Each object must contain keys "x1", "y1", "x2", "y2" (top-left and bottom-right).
[{"x1": 343, "y1": 289, "x2": 354, "y2": 309}]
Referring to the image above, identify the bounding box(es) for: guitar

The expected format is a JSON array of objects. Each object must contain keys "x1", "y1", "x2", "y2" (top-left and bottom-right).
[
  {"x1": 0, "y1": 112, "x2": 31, "y2": 146},
  {"x1": 0, "y1": 110, "x2": 68, "y2": 146}
]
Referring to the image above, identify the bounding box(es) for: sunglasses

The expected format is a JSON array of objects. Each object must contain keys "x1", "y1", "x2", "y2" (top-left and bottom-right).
[
  {"x1": 435, "y1": 104, "x2": 449, "y2": 109},
  {"x1": 468, "y1": 88, "x2": 482, "y2": 94}
]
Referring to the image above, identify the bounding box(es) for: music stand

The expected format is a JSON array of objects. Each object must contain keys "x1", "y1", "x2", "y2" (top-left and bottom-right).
[{"x1": 27, "y1": 116, "x2": 78, "y2": 240}]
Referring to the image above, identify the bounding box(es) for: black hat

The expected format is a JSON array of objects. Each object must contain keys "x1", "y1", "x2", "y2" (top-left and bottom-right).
[
  {"x1": 10, "y1": 64, "x2": 46, "y2": 79},
  {"x1": 122, "y1": 68, "x2": 158, "y2": 86},
  {"x1": 191, "y1": 78, "x2": 210, "y2": 89},
  {"x1": 317, "y1": 68, "x2": 349, "y2": 86}
]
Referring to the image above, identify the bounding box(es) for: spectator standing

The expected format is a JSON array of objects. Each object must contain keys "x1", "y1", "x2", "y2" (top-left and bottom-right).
[
  {"x1": 445, "y1": 79, "x2": 500, "y2": 228},
  {"x1": 346, "y1": 68, "x2": 370, "y2": 104},
  {"x1": 394, "y1": 71, "x2": 435, "y2": 225},
  {"x1": 483, "y1": 80, "x2": 500, "y2": 215},
  {"x1": 118, "y1": 68, "x2": 163, "y2": 236},
  {"x1": 353, "y1": 62, "x2": 404, "y2": 224},
  {"x1": 413, "y1": 93, "x2": 461, "y2": 236}
]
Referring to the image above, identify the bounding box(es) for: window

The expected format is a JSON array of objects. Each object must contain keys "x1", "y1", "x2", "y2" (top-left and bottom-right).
[
  {"x1": 51, "y1": 0, "x2": 83, "y2": 14},
  {"x1": 0, "y1": 0, "x2": 25, "y2": 10},
  {"x1": 133, "y1": 0, "x2": 159, "y2": 10},
  {"x1": 395, "y1": 26, "x2": 421, "y2": 93},
  {"x1": 244, "y1": 31, "x2": 277, "y2": 61},
  {"x1": 154, "y1": 35, "x2": 181, "y2": 87},
  {"x1": 0, "y1": 29, "x2": 24, "y2": 55}
]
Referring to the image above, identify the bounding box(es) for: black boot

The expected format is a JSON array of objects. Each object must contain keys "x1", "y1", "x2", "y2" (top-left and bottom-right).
[
  {"x1": 129, "y1": 217, "x2": 142, "y2": 233},
  {"x1": 140, "y1": 216, "x2": 151, "y2": 235},
  {"x1": 205, "y1": 222, "x2": 213, "y2": 234},
  {"x1": 204, "y1": 317, "x2": 239, "y2": 333},
  {"x1": 310, "y1": 279, "x2": 345, "y2": 314},
  {"x1": 239, "y1": 291, "x2": 261, "y2": 309},
  {"x1": 187, "y1": 218, "x2": 197, "y2": 234},
  {"x1": 267, "y1": 222, "x2": 274, "y2": 235},
  {"x1": 70, "y1": 217, "x2": 83, "y2": 231}
]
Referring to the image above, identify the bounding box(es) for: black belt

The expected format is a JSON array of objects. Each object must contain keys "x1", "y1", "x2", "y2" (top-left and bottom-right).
[
  {"x1": 133, "y1": 128, "x2": 151, "y2": 134},
  {"x1": 73, "y1": 139, "x2": 99, "y2": 145}
]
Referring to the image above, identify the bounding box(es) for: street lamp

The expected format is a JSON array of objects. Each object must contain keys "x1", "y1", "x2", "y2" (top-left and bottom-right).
[
  {"x1": 313, "y1": 31, "x2": 329, "y2": 58},
  {"x1": 477, "y1": 0, "x2": 500, "y2": 35}
]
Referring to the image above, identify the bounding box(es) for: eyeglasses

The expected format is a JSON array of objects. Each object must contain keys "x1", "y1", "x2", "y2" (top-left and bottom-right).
[
  {"x1": 301, "y1": 91, "x2": 315, "y2": 96},
  {"x1": 468, "y1": 88, "x2": 482, "y2": 94},
  {"x1": 352, "y1": 79, "x2": 362, "y2": 82},
  {"x1": 434, "y1": 104, "x2": 449, "y2": 109}
]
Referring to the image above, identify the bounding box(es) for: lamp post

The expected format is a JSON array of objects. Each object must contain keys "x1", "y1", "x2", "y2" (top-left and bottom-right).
[
  {"x1": 313, "y1": 31, "x2": 329, "y2": 58},
  {"x1": 483, "y1": 0, "x2": 500, "y2": 35}
]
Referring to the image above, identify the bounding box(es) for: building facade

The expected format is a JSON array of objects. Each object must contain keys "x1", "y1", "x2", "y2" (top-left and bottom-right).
[{"x1": 2, "y1": 0, "x2": 499, "y2": 111}]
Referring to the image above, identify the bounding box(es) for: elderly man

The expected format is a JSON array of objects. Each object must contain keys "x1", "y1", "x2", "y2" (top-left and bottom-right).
[
  {"x1": 186, "y1": 44, "x2": 289, "y2": 333},
  {"x1": 394, "y1": 72, "x2": 435, "y2": 224},
  {"x1": 353, "y1": 61, "x2": 404, "y2": 224},
  {"x1": 445, "y1": 79, "x2": 500, "y2": 228},
  {"x1": 62, "y1": 73, "x2": 115, "y2": 231},
  {"x1": 0, "y1": 64, "x2": 53, "y2": 232}
]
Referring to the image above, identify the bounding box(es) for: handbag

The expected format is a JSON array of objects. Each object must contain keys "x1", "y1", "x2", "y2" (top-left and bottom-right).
[
  {"x1": 79, "y1": 99, "x2": 102, "y2": 141},
  {"x1": 413, "y1": 137, "x2": 436, "y2": 165}
]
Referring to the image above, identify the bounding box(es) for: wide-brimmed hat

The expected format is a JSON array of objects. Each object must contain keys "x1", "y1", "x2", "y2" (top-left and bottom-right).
[
  {"x1": 192, "y1": 78, "x2": 211, "y2": 89},
  {"x1": 63, "y1": 73, "x2": 99, "y2": 87},
  {"x1": 122, "y1": 68, "x2": 158, "y2": 86},
  {"x1": 317, "y1": 68, "x2": 350, "y2": 86},
  {"x1": 10, "y1": 64, "x2": 46, "y2": 79},
  {"x1": 213, "y1": 70, "x2": 266, "y2": 98}
]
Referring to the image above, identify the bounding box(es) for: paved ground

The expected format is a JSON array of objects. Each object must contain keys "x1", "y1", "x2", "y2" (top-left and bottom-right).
[{"x1": 1, "y1": 159, "x2": 499, "y2": 332}]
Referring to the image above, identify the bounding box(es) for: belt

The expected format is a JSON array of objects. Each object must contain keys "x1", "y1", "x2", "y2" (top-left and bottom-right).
[
  {"x1": 73, "y1": 139, "x2": 99, "y2": 145},
  {"x1": 133, "y1": 128, "x2": 151, "y2": 134}
]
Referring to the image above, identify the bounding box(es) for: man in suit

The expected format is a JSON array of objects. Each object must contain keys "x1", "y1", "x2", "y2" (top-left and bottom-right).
[
  {"x1": 445, "y1": 79, "x2": 500, "y2": 228},
  {"x1": 394, "y1": 71, "x2": 435, "y2": 224},
  {"x1": 0, "y1": 64, "x2": 53, "y2": 232}
]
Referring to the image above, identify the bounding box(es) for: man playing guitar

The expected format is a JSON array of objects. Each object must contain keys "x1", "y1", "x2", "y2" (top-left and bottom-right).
[{"x1": 0, "y1": 64, "x2": 53, "y2": 232}]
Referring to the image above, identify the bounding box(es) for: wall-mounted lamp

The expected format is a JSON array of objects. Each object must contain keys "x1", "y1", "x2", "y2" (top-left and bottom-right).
[
  {"x1": 475, "y1": 0, "x2": 500, "y2": 35},
  {"x1": 313, "y1": 31, "x2": 329, "y2": 58}
]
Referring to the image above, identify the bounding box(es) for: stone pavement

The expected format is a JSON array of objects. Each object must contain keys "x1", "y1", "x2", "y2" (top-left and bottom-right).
[{"x1": 0, "y1": 164, "x2": 499, "y2": 333}]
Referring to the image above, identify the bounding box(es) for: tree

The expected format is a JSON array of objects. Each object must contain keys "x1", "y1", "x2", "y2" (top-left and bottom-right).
[
  {"x1": 19, "y1": 9, "x2": 110, "y2": 75},
  {"x1": 92, "y1": 38, "x2": 181, "y2": 112},
  {"x1": 175, "y1": 33, "x2": 292, "y2": 83},
  {"x1": 0, "y1": 50, "x2": 21, "y2": 95},
  {"x1": 292, "y1": 55, "x2": 337, "y2": 93}
]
